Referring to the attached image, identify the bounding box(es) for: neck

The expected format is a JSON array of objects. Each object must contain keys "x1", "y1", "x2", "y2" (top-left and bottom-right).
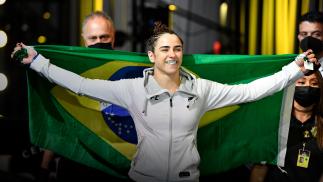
[
  {"x1": 293, "y1": 101, "x2": 314, "y2": 123},
  {"x1": 153, "y1": 70, "x2": 181, "y2": 94}
]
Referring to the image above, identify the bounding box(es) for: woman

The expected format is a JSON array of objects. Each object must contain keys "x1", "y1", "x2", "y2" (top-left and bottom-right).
[
  {"x1": 263, "y1": 70, "x2": 323, "y2": 182},
  {"x1": 12, "y1": 22, "x2": 318, "y2": 182}
]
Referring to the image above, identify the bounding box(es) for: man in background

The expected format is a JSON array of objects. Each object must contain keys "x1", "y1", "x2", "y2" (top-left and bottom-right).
[
  {"x1": 82, "y1": 11, "x2": 115, "y2": 49},
  {"x1": 297, "y1": 11, "x2": 323, "y2": 74},
  {"x1": 39, "y1": 11, "x2": 118, "y2": 182}
]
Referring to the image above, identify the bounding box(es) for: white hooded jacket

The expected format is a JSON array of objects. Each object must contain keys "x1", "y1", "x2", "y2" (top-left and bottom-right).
[{"x1": 30, "y1": 54, "x2": 303, "y2": 182}]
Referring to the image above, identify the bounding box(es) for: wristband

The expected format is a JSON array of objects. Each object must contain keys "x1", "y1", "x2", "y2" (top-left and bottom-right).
[{"x1": 32, "y1": 53, "x2": 40, "y2": 62}]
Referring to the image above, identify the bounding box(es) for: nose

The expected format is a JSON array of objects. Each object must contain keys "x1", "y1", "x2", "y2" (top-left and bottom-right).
[
  {"x1": 305, "y1": 80, "x2": 312, "y2": 86},
  {"x1": 92, "y1": 36, "x2": 107, "y2": 44},
  {"x1": 168, "y1": 50, "x2": 176, "y2": 58},
  {"x1": 98, "y1": 38, "x2": 105, "y2": 43},
  {"x1": 94, "y1": 37, "x2": 105, "y2": 44}
]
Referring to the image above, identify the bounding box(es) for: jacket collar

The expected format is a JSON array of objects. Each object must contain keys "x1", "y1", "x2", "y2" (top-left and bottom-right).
[
  {"x1": 142, "y1": 67, "x2": 198, "y2": 98},
  {"x1": 141, "y1": 67, "x2": 199, "y2": 114}
]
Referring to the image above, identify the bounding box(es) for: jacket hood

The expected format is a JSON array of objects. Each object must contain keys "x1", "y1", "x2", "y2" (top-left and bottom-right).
[
  {"x1": 141, "y1": 67, "x2": 199, "y2": 114},
  {"x1": 142, "y1": 67, "x2": 197, "y2": 96}
]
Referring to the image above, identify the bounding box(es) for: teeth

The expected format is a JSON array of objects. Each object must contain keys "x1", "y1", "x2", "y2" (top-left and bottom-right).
[{"x1": 166, "y1": 60, "x2": 177, "y2": 65}]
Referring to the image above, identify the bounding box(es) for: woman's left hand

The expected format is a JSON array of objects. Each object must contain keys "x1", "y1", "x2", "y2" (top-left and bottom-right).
[{"x1": 294, "y1": 49, "x2": 319, "y2": 73}]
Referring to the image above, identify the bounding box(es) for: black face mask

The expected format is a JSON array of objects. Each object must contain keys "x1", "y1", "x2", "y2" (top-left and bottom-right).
[
  {"x1": 300, "y1": 36, "x2": 323, "y2": 54},
  {"x1": 88, "y1": 42, "x2": 113, "y2": 50},
  {"x1": 294, "y1": 86, "x2": 320, "y2": 107}
]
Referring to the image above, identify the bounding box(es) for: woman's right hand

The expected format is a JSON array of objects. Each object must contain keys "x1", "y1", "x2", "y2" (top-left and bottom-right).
[{"x1": 11, "y1": 43, "x2": 38, "y2": 64}]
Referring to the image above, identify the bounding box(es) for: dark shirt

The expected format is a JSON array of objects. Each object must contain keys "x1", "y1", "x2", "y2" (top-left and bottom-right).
[{"x1": 266, "y1": 115, "x2": 323, "y2": 182}]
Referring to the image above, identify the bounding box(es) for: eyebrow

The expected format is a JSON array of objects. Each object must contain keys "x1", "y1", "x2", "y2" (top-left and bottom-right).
[
  {"x1": 299, "y1": 30, "x2": 323, "y2": 34},
  {"x1": 159, "y1": 45, "x2": 183, "y2": 49},
  {"x1": 309, "y1": 78, "x2": 319, "y2": 82},
  {"x1": 88, "y1": 34, "x2": 110, "y2": 38}
]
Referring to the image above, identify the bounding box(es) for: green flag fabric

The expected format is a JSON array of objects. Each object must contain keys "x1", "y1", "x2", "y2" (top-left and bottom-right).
[{"x1": 28, "y1": 45, "x2": 296, "y2": 178}]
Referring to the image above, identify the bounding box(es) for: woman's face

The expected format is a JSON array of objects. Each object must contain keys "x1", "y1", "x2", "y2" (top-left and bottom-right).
[
  {"x1": 293, "y1": 73, "x2": 321, "y2": 109},
  {"x1": 148, "y1": 33, "x2": 183, "y2": 77},
  {"x1": 295, "y1": 73, "x2": 320, "y2": 88}
]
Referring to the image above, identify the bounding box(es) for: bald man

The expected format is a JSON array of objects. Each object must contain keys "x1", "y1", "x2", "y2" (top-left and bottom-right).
[
  {"x1": 39, "y1": 11, "x2": 122, "y2": 182},
  {"x1": 82, "y1": 11, "x2": 116, "y2": 49}
]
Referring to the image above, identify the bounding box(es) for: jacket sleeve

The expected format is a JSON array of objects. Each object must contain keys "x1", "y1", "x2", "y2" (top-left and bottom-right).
[
  {"x1": 29, "y1": 54, "x2": 130, "y2": 108},
  {"x1": 203, "y1": 61, "x2": 303, "y2": 111}
]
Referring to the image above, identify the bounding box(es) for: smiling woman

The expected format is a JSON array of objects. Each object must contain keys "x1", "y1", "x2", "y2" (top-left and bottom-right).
[
  {"x1": 11, "y1": 21, "x2": 319, "y2": 182},
  {"x1": 146, "y1": 23, "x2": 184, "y2": 93}
]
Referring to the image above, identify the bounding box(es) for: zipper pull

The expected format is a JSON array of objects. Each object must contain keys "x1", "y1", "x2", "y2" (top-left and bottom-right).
[{"x1": 170, "y1": 98, "x2": 173, "y2": 107}]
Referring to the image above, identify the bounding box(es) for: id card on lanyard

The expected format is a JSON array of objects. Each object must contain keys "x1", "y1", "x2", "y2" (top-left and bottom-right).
[{"x1": 296, "y1": 148, "x2": 310, "y2": 168}]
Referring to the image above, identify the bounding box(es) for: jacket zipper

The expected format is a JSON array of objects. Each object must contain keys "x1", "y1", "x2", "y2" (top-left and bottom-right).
[{"x1": 166, "y1": 97, "x2": 173, "y2": 181}]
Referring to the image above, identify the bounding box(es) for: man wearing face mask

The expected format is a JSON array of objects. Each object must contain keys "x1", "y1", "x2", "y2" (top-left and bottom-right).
[
  {"x1": 82, "y1": 11, "x2": 115, "y2": 49},
  {"x1": 38, "y1": 11, "x2": 124, "y2": 182},
  {"x1": 298, "y1": 11, "x2": 323, "y2": 75}
]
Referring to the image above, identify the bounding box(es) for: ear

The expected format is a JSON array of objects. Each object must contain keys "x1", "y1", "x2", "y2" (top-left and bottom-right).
[
  {"x1": 81, "y1": 33, "x2": 88, "y2": 47},
  {"x1": 148, "y1": 51, "x2": 155, "y2": 63}
]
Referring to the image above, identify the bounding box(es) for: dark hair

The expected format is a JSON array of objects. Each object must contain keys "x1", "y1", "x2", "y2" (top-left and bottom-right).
[
  {"x1": 300, "y1": 11, "x2": 323, "y2": 24},
  {"x1": 315, "y1": 71, "x2": 323, "y2": 150},
  {"x1": 145, "y1": 21, "x2": 183, "y2": 52},
  {"x1": 82, "y1": 11, "x2": 115, "y2": 31}
]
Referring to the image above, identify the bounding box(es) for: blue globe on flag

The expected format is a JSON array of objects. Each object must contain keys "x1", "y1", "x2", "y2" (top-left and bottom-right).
[{"x1": 100, "y1": 66, "x2": 149, "y2": 144}]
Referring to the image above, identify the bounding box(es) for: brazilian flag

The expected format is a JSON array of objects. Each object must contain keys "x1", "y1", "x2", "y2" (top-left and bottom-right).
[{"x1": 28, "y1": 45, "x2": 296, "y2": 178}]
